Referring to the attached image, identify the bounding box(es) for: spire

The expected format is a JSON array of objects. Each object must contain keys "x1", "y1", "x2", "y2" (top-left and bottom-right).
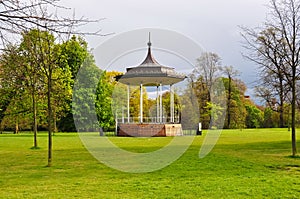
[
  {"x1": 147, "y1": 32, "x2": 152, "y2": 48},
  {"x1": 140, "y1": 32, "x2": 159, "y2": 66}
]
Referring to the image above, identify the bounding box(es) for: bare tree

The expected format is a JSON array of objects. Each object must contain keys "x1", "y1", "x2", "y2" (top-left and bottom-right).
[
  {"x1": 255, "y1": 69, "x2": 290, "y2": 128},
  {"x1": 242, "y1": 0, "x2": 300, "y2": 156},
  {"x1": 193, "y1": 52, "x2": 221, "y2": 98},
  {"x1": 243, "y1": 27, "x2": 290, "y2": 128},
  {"x1": 192, "y1": 52, "x2": 222, "y2": 128},
  {"x1": 2, "y1": 1, "x2": 103, "y2": 36}
]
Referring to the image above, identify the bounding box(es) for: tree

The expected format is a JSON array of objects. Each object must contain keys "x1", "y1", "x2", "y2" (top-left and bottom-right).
[
  {"x1": 19, "y1": 29, "x2": 47, "y2": 148},
  {"x1": 220, "y1": 66, "x2": 239, "y2": 128},
  {"x1": 245, "y1": 103, "x2": 264, "y2": 128},
  {"x1": 255, "y1": 77, "x2": 289, "y2": 128},
  {"x1": 245, "y1": 27, "x2": 289, "y2": 128},
  {"x1": 0, "y1": 89, "x2": 32, "y2": 133},
  {"x1": 192, "y1": 52, "x2": 222, "y2": 128},
  {"x1": 0, "y1": 32, "x2": 87, "y2": 143},
  {"x1": 192, "y1": 76, "x2": 210, "y2": 128},
  {"x1": 180, "y1": 89, "x2": 200, "y2": 130},
  {"x1": 95, "y1": 71, "x2": 117, "y2": 131},
  {"x1": 19, "y1": 29, "x2": 77, "y2": 166},
  {"x1": 193, "y1": 52, "x2": 221, "y2": 98},
  {"x1": 59, "y1": 36, "x2": 89, "y2": 80},
  {"x1": 222, "y1": 78, "x2": 247, "y2": 129},
  {"x1": 263, "y1": 107, "x2": 280, "y2": 128},
  {"x1": 0, "y1": 44, "x2": 50, "y2": 137},
  {"x1": 30, "y1": 29, "x2": 57, "y2": 166},
  {"x1": 57, "y1": 36, "x2": 89, "y2": 132},
  {"x1": 50, "y1": 61, "x2": 73, "y2": 133},
  {"x1": 72, "y1": 53, "x2": 102, "y2": 132},
  {"x1": 0, "y1": 45, "x2": 24, "y2": 131},
  {"x1": 242, "y1": 0, "x2": 300, "y2": 156},
  {"x1": 0, "y1": 0, "x2": 104, "y2": 166}
]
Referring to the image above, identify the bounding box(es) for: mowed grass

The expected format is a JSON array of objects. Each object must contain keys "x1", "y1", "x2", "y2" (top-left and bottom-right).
[{"x1": 0, "y1": 129, "x2": 300, "y2": 198}]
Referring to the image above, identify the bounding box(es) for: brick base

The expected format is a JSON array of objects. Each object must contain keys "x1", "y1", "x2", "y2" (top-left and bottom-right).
[{"x1": 117, "y1": 123, "x2": 183, "y2": 137}]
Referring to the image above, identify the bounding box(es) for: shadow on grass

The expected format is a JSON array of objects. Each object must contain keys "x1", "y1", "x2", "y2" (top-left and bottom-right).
[
  {"x1": 286, "y1": 155, "x2": 300, "y2": 159},
  {"x1": 30, "y1": 146, "x2": 41, "y2": 150}
]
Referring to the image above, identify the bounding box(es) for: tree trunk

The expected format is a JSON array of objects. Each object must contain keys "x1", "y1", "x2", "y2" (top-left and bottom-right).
[
  {"x1": 227, "y1": 76, "x2": 231, "y2": 129},
  {"x1": 32, "y1": 88, "x2": 38, "y2": 148},
  {"x1": 288, "y1": 105, "x2": 291, "y2": 132},
  {"x1": 291, "y1": 69, "x2": 297, "y2": 157},
  {"x1": 47, "y1": 76, "x2": 52, "y2": 167}
]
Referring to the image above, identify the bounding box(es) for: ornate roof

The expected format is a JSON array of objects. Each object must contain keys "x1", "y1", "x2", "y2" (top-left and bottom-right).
[{"x1": 117, "y1": 35, "x2": 186, "y2": 86}]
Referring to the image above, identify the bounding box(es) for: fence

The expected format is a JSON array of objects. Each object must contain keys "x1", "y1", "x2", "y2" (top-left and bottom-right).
[
  {"x1": 102, "y1": 129, "x2": 197, "y2": 137},
  {"x1": 116, "y1": 117, "x2": 180, "y2": 124}
]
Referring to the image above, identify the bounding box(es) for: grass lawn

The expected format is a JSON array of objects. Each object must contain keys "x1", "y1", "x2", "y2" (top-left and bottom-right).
[{"x1": 0, "y1": 129, "x2": 300, "y2": 198}]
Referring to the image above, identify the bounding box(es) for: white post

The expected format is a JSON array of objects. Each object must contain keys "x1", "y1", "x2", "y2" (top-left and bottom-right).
[
  {"x1": 115, "y1": 110, "x2": 118, "y2": 135},
  {"x1": 170, "y1": 84, "x2": 174, "y2": 123},
  {"x1": 140, "y1": 84, "x2": 143, "y2": 123},
  {"x1": 127, "y1": 85, "x2": 130, "y2": 123},
  {"x1": 156, "y1": 85, "x2": 159, "y2": 123},
  {"x1": 160, "y1": 84, "x2": 163, "y2": 123}
]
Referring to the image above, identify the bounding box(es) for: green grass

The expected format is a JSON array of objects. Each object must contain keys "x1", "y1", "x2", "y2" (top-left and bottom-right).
[{"x1": 0, "y1": 129, "x2": 300, "y2": 198}]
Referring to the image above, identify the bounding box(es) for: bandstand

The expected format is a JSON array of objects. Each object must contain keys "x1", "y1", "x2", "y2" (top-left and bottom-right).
[{"x1": 116, "y1": 35, "x2": 186, "y2": 137}]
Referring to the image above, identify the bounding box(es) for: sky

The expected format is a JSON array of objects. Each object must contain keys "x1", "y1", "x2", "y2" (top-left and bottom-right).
[{"x1": 62, "y1": 0, "x2": 270, "y2": 99}]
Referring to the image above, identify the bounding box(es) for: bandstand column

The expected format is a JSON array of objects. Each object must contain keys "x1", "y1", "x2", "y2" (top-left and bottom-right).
[
  {"x1": 127, "y1": 85, "x2": 130, "y2": 123},
  {"x1": 156, "y1": 85, "x2": 159, "y2": 123},
  {"x1": 140, "y1": 84, "x2": 143, "y2": 123},
  {"x1": 170, "y1": 84, "x2": 174, "y2": 123},
  {"x1": 159, "y1": 83, "x2": 163, "y2": 123}
]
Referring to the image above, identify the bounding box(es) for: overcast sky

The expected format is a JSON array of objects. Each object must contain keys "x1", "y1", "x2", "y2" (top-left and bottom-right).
[{"x1": 62, "y1": 0, "x2": 270, "y2": 97}]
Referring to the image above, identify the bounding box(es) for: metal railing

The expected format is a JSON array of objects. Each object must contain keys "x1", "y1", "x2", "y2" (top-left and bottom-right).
[
  {"x1": 102, "y1": 129, "x2": 197, "y2": 137},
  {"x1": 116, "y1": 116, "x2": 181, "y2": 124}
]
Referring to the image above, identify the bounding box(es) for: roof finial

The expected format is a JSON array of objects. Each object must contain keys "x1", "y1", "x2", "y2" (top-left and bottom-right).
[{"x1": 147, "y1": 32, "x2": 151, "y2": 48}]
